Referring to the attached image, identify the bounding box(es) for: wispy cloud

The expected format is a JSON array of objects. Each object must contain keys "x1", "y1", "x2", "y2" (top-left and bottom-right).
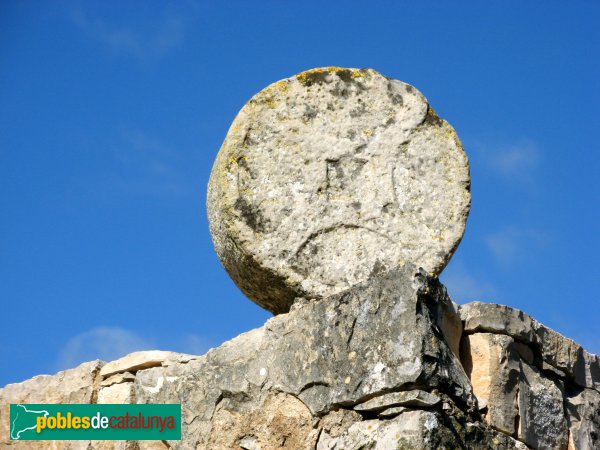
[
  {"x1": 440, "y1": 261, "x2": 498, "y2": 304},
  {"x1": 70, "y1": 7, "x2": 185, "y2": 59},
  {"x1": 108, "y1": 129, "x2": 190, "y2": 197},
  {"x1": 56, "y1": 327, "x2": 216, "y2": 372},
  {"x1": 490, "y1": 140, "x2": 539, "y2": 180},
  {"x1": 484, "y1": 226, "x2": 548, "y2": 265},
  {"x1": 471, "y1": 138, "x2": 540, "y2": 186},
  {"x1": 56, "y1": 327, "x2": 154, "y2": 371},
  {"x1": 178, "y1": 334, "x2": 215, "y2": 356}
]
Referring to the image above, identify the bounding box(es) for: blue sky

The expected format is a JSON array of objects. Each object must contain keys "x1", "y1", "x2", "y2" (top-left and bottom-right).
[{"x1": 1, "y1": 1, "x2": 599, "y2": 387}]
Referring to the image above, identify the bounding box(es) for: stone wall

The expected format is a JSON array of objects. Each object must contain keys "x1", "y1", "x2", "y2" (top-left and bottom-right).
[
  {"x1": 459, "y1": 302, "x2": 600, "y2": 450},
  {"x1": 2, "y1": 267, "x2": 598, "y2": 449}
]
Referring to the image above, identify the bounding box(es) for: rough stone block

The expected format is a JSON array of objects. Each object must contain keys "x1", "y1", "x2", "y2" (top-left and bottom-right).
[
  {"x1": 134, "y1": 266, "x2": 473, "y2": 449},
  {"x1": 460, "y1": 301, "x2": 600, "y2": 391},
  {"x1": 460, "y1": 333, "x2": 520, "y2": 435},
  {"x1": 565, "y1": 385, "x2": 600, "y2": 450},
  {"x1": 518, "y1": 361, "x2": 568, "y2": 450},
  {"x1": 0, "y1": 360, "x2": 103, "y2": 450},
  {"x1": 97, "y1": 382, "x2": 134, "y2": 404}
]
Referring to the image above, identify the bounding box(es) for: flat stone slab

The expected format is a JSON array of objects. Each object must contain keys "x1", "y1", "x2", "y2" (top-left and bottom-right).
[
  {"x1": 208, "y1": 67, "x2": 471, "y2": 313},
  {"x1": 100, "y1": 371, "x2": 135, "y2": 387},
  {"x1": 460, "y1": 302, "x2": 600, "y2": 391},
  {"x1": 99, "y1": 351, "x2": 199, "y2": 378},
  {"x1": 354, "y1": 390, "x2": 441, "y2": 412}
]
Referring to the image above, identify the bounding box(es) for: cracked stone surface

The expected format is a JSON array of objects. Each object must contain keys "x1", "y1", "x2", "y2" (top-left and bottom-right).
[
  {"x1": 460, "y1": 332, "x2": 520, "y2": 435},
  {"x1": 460, "y1": 301, "x2": 600, "y2": 392},
  {"x1": 99, "y1": 350, "x2": 199, "y2": 378},
  {"x1": 565, "y1": 385, "x2": 600, "y2": 450},
  {"x1": 353, "y1": 389, "x2": 441, "y2": 412},
  {"x1": 460, "y1": 302, "x2": 600, "y2": 450},
  {"x1": 3, "y1": 269, "x2": 600, "y2": 449},
  {"x1": 0, "y1": 360, "x2": 103, "y2": 450},
  {"x1": 132, "y1": 265, "x2": 473, "y2": 449},
  {"x1": 208, "y1": 66, "x2": 471, "y2": 313},
  {"x1": 206, "y1": 391, "x2": 318, "y2": 449},
  {"x1": 316, "y1": 409, "x2": 530, "y2": 450},
  {"x1": 518, "y1": 361, "x2": 568, "y2": 450}
]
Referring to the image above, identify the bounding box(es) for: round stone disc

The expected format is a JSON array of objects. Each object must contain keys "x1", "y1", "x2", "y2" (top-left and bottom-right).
[{"x1": 208, "y1": 67, "x2": 470, "y2": 314}]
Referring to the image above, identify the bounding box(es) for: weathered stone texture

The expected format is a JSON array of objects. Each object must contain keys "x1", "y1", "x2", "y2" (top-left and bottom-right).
[
  {"x1": 0, "y1": 360, "x2": 103, "y2": 450},
  {"x1": 317, "y1": 408, "x2": 530, "y2": 450},
  {"x1": 461, "y1": 301, "x2": 536, "y2": 342},
  {"x1": 208, "y1": 67, "x2": 470, "y2": 313},
  {"x1": 460, "y1": 302, "x2": 600, "y2": 392},
  {"x1": 353, "y1": 389, "x2": 441, "y2": 412},
  {"x1": 7, "y1": 69, "x2": 600, "y2": 449},
  {"x1": 207, "y1": 391, "x2": 318, "y2": 449},
  {"x1": 133, "y1": 266, "x2": 473, "y2": 448},
  {"x1": 460, "y1": 301, "x2": 600, "y2": 450},
  {"x1": 99, "y1": 350, "x2": 199, "y2": 378},
  {"x1": 2, "y1": 279, "x2": 600, "y2": 449},
  {"x1": 460, "y1": 333, "x2": 520, "y2": 435},
  {"x1": 517, "y1": 361, "x2": 568, "y2": 450},
  {"x1": 97, "y1": 382, "x2": 134, "y2": 404},
  {"x1": 565, "y1": 386, "x2": 600, "y2": 450},
  {"x1": 316, "y1": 409, "x2": 458, "y2": 449}
]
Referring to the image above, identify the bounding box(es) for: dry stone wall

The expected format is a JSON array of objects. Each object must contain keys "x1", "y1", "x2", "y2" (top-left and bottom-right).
[
  {"x1": 2, "y1": 269, "x2": 598, "y2": 449},
  {"x1": 459, "y1": 302, "x2": 600, "y2": 450}
]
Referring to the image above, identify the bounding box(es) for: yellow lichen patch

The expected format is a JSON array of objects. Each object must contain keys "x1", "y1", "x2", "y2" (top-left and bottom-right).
[
  {"x1": 243, "y1": 98, "x2": 258, "y2": 112},
  {"x1": 427, "y1": 105, "x2": 439, "y2": 119},
  {"x1": 274, "y1": 80, "x2": 289, "y2": 93},
  {"x1": 260, "y1": 81, "x2": 289, "y2": 109},
  {"x1": 230, "y1": 122, "x2": 243, "y2": 134},
  {"x1": 446, "y1": 127, "x2": 466, "y2": 154},
  {"x1": 350, "y1": 68, "x2": 369, "y2": 79},
  {"x1": 430, "y1": 336, "x2": 438, "y2": 350},
  {"x1": 227, "y1": 154, "x2": 248, "y2": 168},
  {"x1": 226, "y1": 156, "x2": 238, "y2": 171},
  {"x1": 363, "y1": 128, "x2": 374, "y2": 137},
  {"x1": 264, "y1": 96, "x2": 277, "y2": 109},
  {"x1": 297, "y1": 66, "x2": 342, "y2": 79},
  {"x1": 295, "y1": 67, "x2": 365, "y2": 85}
]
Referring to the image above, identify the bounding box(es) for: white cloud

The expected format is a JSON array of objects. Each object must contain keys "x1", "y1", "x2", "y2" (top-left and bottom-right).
[
  {"x1": 490, "y1": 140, "x2": 539, "y2": 179},
  {"x1": 55, "y1": 327, "x2": 216, "y2": 372},
  {"x1": 484, "y1": 226, "x2": 548, "y2": 265},
  {"x1": 178, "y1": 334, "x2": 215, "y2": 356},
  {"x1": 56, "y1": 327, "x2": 154, "y2": 371},
  {"x1": 70, "y1": 7, "x2": 185, "y2": 59},
  {"x1": 107, "y1": 129, "x2": 189, "y2": 196},
  {"x1": 470, "y1": 138, "x2": 540, "y2": 185},
  {"x1": 440, "y1": 262, "x2": 498, "y2": 304}
]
